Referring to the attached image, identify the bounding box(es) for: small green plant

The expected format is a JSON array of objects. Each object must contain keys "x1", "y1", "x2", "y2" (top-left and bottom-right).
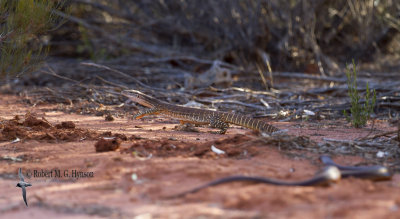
[
  {"x1": 343, "y1": 60, "x2": 376, "y2": 128},
  {"x1": 0, "y1": 0, "x2": 66, "y2": 79}
]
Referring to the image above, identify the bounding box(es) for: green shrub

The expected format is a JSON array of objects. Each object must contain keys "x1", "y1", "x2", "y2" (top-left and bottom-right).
[
  {"x1": 344, "y1": 60, "x2": 376, "y2": 128},
  {"x1": 0, "y1": 0, "x2": 66, "y2": 78}
]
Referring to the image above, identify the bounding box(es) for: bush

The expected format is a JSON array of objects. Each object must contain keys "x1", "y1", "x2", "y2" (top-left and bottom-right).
[{"x1": 0, "y1": 0, "x2": 66, "y2": 79}]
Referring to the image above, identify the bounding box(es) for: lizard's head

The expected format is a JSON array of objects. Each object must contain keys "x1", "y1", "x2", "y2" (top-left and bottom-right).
[{"x1": 122, "y1": 90, "x2": 157, "y2": 108}]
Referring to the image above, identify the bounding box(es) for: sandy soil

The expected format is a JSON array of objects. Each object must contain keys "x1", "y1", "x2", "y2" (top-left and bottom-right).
[{"x1": 0, "y1": 94, "x2": 399, "y2": 219}]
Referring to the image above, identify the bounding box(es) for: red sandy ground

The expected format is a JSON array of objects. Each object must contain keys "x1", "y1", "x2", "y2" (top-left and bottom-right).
[{"x1": 0, "y1": 94, "x2": 399, "y2": 218}]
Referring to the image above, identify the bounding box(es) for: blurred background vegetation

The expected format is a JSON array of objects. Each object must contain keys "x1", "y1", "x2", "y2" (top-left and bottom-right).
[{"x1": 2, "y1": 0, "x2": 400, "y2": 80}]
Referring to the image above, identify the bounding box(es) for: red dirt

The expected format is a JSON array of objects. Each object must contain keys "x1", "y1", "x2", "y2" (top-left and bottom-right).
[
  {"x1": 0, "y1": 94, "x2": 399, "y2": 218},
  {"x1": 0, "y1": 113, "x2": 98, "y2": 142}
]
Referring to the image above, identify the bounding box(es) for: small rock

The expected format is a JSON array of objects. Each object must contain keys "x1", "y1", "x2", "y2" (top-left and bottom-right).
[
  {"x1": 95, "y1": 138, "x2": 121, "y2": 152},
  {"x1": 105, "y1": 114, "x2": 114, "y2": 121}
]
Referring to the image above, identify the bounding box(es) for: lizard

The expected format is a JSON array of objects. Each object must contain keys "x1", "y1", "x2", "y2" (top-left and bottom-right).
[{"x1": 122, "y1": 89, "x2": 279, "y2": 134}]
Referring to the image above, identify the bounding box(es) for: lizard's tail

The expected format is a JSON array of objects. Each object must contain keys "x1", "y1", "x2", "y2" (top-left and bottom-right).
[{"x1": 222, "y1": 113, "x2": 279, "y2": 133}]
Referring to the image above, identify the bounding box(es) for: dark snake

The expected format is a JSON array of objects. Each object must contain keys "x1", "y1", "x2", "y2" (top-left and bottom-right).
[{"x1": 168, "y1": 155, "x2": 392, "y2": 198}]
